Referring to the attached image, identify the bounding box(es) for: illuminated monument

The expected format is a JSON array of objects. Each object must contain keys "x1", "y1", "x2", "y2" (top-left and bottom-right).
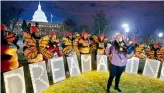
[
  {"x1": 31, "y1": 1, "x2": 48, "y2": 22},
  {"x1": 15, "y1": 1, "x2": 64, "y2": 38}
]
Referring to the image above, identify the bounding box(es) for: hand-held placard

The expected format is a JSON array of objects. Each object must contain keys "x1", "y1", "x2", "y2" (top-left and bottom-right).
[
  {"x1": 125, "y1": 57, "x2": 140, "y2": 74},
  {"x1": 67, "y1": 55, "x2": 81, "y2": 77},
  {"x1": 48, "y1": 57, "x2": 66, "y2": 83},
  {"x1": 143, "y1": 59, "x2": 161, "y2": 78},
  {"x1": 29, "y1": 61, "x2": 49, "y2": 93},
  {"x1": 160, "y1": 62, "x2": 164, "y2": 80},
  {"x1": 97, "y1": 55, "x2": 108, "y2": 72},
  {"x1": 81, "y1": 54, "x2": 92, "y2": 73},
  {"x1": 4, "y1": 67, "x2": 26, "y2": 93}
]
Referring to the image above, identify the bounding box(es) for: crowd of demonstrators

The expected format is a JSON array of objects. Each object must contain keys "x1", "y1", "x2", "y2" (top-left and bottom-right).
[
  {"x1": 1, "y1": 24, "x2": 164, "y2": 92},
  {"x1": 1, "y1": 24, "x2": 164, "y2": 71}
]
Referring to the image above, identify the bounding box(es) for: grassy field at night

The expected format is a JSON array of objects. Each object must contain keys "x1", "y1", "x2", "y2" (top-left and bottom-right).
[{"x1": 43, "y1": 71, "x2": 164, "y2": 93}]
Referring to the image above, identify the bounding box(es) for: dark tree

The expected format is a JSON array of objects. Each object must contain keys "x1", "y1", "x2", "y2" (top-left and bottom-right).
[
  {"x1": 61, "y1": 18, "x2": 77, "y2": 36},
  {"x1": 21, "y1": 20, "x2": 28, "y2": 32},
  {"x1": 79, "y1": 25, "x2": 89, "y2": 33},
  {"x1": 92, "y1": 10, "x2": 110, "y2": 35},
  {"x1": 64, "y1": 19, "x2": 76, "y2": 27},
  {"x1": 63, "y1": 18, "x2": 76, "y2": 32},
  {"x1": 129, "y1": 29, "x2": 143, "y2": 43},
  {"x1": 1, "y1": 4, "x2": 23, "y2": 32}
]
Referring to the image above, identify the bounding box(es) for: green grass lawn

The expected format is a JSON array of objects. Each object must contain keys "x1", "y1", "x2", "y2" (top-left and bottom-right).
[{"x1": 43, "y1": 71, "x2": 164, "y2": 93}]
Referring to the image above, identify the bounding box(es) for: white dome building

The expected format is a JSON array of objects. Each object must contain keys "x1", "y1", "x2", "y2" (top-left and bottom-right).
[
  {"x1": 15, "y1": 1, "x2": 64, "y2": 39},
  {"x1": 31, "y1": 2, "x2": 48, "y2": 22}
]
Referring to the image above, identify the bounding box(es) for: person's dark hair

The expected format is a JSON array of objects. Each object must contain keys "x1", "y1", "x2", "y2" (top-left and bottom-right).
[
  {"x1": 23, "y1": 40, "x2": 25, "y2": 43},
  {"x1": 1, "y1": 31, "x2": 8, "y2": 45},
  {"x1": 113, "y1": 40, "x2": 127, "y2": 54},
  {"x1": 82, "y1": 37, "x2": 87, "y2": 40},
  {"x1": 31, "y1": 33, "x2": 40, "y2": 39},
  {"x1": 98, "y1": 37, "x2": 104, "y2": 42}
]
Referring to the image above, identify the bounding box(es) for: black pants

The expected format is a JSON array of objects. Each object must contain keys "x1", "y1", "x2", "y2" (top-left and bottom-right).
[
  {"x1": 107, "y1": 64, "x2": 125, "y2": 90},
  {"x1": 1, "y1": 72, "x2": 5, "y2": 93},
  {"x1": 64, "y1": 55, "x2": 69, "y2": 73}
]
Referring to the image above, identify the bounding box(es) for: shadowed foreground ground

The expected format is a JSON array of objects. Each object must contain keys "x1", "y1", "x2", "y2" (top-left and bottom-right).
[{"x1": 43, "y1": 71, "x2": 164, "y2": 93}]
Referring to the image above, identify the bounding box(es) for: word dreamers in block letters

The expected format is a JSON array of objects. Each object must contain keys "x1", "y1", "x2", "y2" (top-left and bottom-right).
[
  {"x1": 48, "y1": 57, "x2": 66, "y2": 83},
  {"x1": 29, "y1": 61, "x2": 49, "y2": 93},
  {"x1": 67, "y1": 56, "x2": 81, "y2": 77},
  {"x1": 4, "y1": 67, "x2": 26, "y2": 93},
  {"x1": 143, "y1": 59, "x2": 161, "y2": 78},
  {"x1": 125, "y1": 57, "x2": 140, "y2": 74},
  {"x1": 81, "y1": 54, "x2": 92, "y2": 73},
  {"x1": 97, "y1": 55, "x2": 108, "y2": 72}
]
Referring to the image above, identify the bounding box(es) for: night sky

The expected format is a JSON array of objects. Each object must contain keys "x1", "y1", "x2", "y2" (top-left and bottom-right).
[{"x1": 1, "y1": 1, "x2": 164, "y2": 37}]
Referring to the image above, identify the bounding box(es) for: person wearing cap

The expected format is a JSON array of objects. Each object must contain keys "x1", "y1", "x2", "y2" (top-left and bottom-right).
[
  {"x1": 23, "y1": 26, "x2": 40, "y2": 52},
  {"x1": 23, "y1": 26, "x2": 40, "y2": 50},
  {"x1": 135, "y1": 44, "x2": 147, "y2": 60},
  {"x1": 48, "y1": 32, "x2": 62, "y2": 57},
  {"x1": 62, "y1": 32, "x2": 80, "y2": 56},
  {"x1": 30, "y1": 26, "x2": 41, "y2": 39},
  {"x1": 73, "y1": 32, "x2": 81, "y2": 55},
  {"x1": 87, "y1": 34, "x2": 97, "y2": 64},
  {"x1": 79, "y1": 31, "x2": 91, "y2": 54},
  {"x1": 24, "y1": 26, "x2": 43, "y2": 63},
  {"x1": 106, "y1": 34, "x2": 134, "y2": 93},
  {"x1": 74, "y1": 32, "x2": 81, "y2": 39},
  {"x1": 72, "y1": 32, "x2": 81, "y2": 66},
  {"x1": 62, "y1": 31, "x2": 80, "y2": 73},
  {"x1": 92, "y1": 33, "x2": 108, "y2": 55},
  {"x1": 127, "y1": 38, "x2": 139, "y2": 54},
  {"x1": 62, "y1": 31, "x2": 72, "y2": 56},
  {"x1": 150, "y1": 42, "x2": 161, "y2": 60},
  {"x1": 46, "y1": 32, "x2": 62, "y2": 75}
]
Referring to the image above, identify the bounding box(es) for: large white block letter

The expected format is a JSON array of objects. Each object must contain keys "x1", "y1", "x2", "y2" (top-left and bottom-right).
[
  {"x1": 67, "y1": 56, "x2": 81, "y2": 77},
  {"x1": 48, "y1": 57, "x2": 66, "y2": 83},
  {"x1": 29, "y1": 61, "x2": 49, "y2": 93},
  {"x1": 125, "y1": 57, "x2": 140, "y2": 74},
  {"x1": 81, "y1": 54, "x2": 92, "y2": 73},
  {"x1": 3, "y1": 67, "x2": 26, "y2": 93},
  {"x1": 143, "y1": 59, "x2": 161, "y2": 78},
  {"x1": 97, "y1": 55, "x2": 108, "y2": 72},
  {"x1": 160, "y1": 62, "x2": 164, "y2": 80}
]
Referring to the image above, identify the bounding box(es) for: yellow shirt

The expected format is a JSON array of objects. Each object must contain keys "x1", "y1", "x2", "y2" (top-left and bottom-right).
[{"x1": 79, "y1": 38, "x2": 90, "y2": 54}]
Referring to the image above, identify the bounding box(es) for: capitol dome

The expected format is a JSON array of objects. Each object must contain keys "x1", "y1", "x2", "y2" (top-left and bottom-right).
[{"x1": 31, "y1": 2, "x2": 48, "y2": 23}]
